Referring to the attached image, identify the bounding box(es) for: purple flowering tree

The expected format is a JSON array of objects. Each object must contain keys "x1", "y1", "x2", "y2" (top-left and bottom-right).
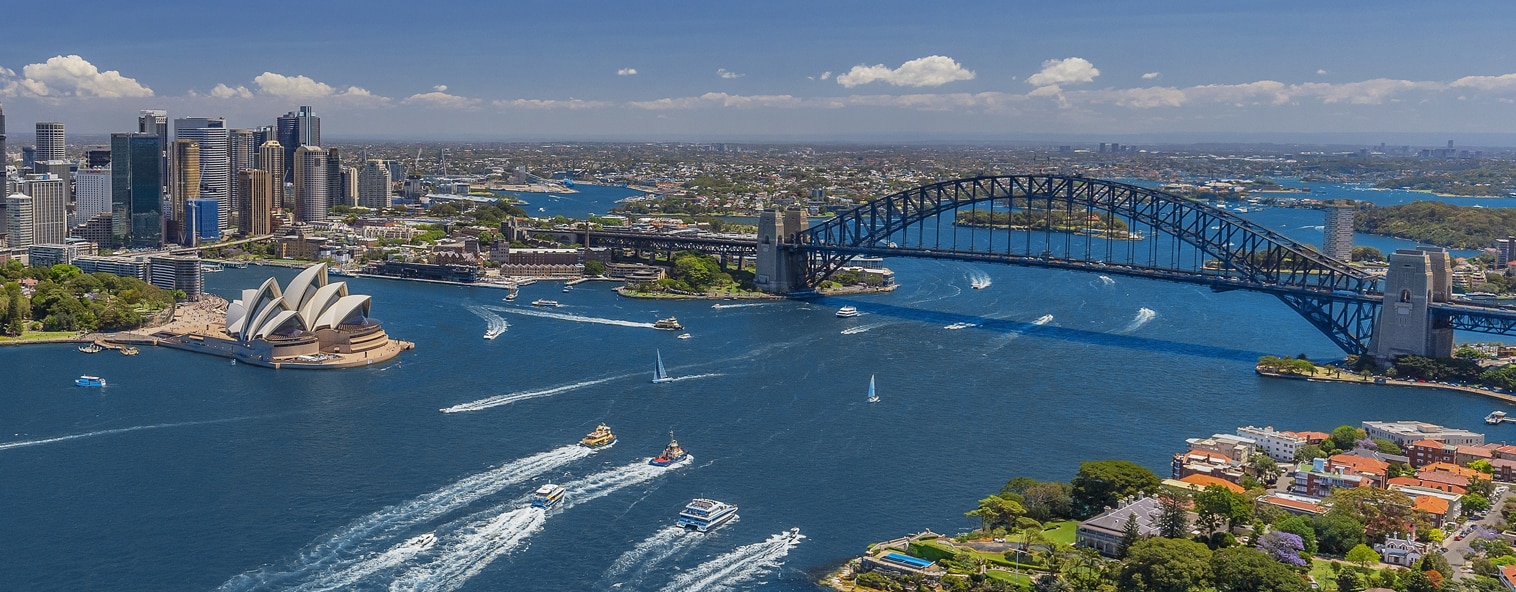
[{"x1": 1256, "y1": 531, "x2": 1309, "y2": 567}]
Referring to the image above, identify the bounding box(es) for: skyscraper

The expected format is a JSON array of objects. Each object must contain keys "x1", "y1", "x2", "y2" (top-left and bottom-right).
[
  {"x1": 75, "y1": 166, "x2": 112, "y2": 220},
  {"x1": 0, "y1": 104, "x2": 7, "y2": 189},
  {"x1": 35, "y1": 122, "x2": 65, "y2": 162},
  {"x1": 257, "y1": 141, "x2": 285, "y2": 210},
  {"x1": 297, "y1": 105, "x2": 321, "y2": 147},
  {"x1": 326, "y1": 148, "x2": 344, "y2": 209},
  {"x1": 168, "y1": 139, "x2": 200, "y2": 245},
  {"x1": 110, "y1": 132, "x2": 163, "y2": 249},
  {"x1": 174, "y1": 117, "x2": 229, "y2": 232},
  {"x1": 18, "y1": 175, "x2": 67, "y2": 245},
  {"x1": 292, "y1": 145, "x2": 328, "y2": 223},
  {"x1": 6, "y1": 193, "x2": 32, "y2": 248},
  {"x1": 358, "y1": 160, "x2": 391, "y2": 209},
  {"x1": 237, "y1": 169, "x2": 273, "y2": 236},
  {"x1": 276, "y1": 106, "x2": 320, "y2": 183},
  {"x1": 340, "y1": 166, "x2": 359, "y2": 207},
  {"x1": 1322, "y1": 203, "x2": 1355, "y2": 262},
  {"x1": 138, "y1": 110, "x2": 169, "y2": 181},
  {"x1": 228, "y1": 128, "x2": 256, "y2": 230},
  {"x1": 183, "y1": 197, "x2": 220, "y2": 245}
]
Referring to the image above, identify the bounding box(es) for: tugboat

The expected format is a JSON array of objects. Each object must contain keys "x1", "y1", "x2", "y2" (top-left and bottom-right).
[
  {"x1": 580, "y1": 423, "x2": 617, "y2": 449},
  {"x1": 654, "y1": 317, "x2": 683, "y2": 331},
  {"x1": 649, "y1": 432, "x2": 689, "y2": 466},
  {"x1": 677, "y1": 499, "x2": 739, "y2": 532},
  {"x1": 530, "y1": 483, "x2": 567, "y2": 509},
  {"x1": 75, "y1": 375, "x2": 107, "y2": 387},
  {"x1": 836, "y1": 306, "x2": 860, "y2": 318}
]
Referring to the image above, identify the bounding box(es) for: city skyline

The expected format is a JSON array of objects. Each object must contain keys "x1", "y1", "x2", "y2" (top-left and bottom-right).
[{"x1": 1, "y1": 1, "x2": 1515, "y2": 142}]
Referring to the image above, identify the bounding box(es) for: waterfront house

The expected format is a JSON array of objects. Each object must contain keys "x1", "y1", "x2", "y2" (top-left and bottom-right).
[{"x1": 1076, "y1": 496, "x2": 1164, "y2": 557}]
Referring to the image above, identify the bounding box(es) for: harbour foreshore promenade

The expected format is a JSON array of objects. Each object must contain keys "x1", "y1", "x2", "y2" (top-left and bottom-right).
[{"x1": 1256, "y1": 366, "x2": 1516, "y2": 404}]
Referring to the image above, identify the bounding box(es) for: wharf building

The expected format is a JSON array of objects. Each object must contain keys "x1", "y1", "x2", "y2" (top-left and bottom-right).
[
  {"x1": 1363, "y1": 420, "x2": 1484, "y2": 447},
  {"x1": 1321, "y1": 203, "x2": 1355, "y2": 261}
]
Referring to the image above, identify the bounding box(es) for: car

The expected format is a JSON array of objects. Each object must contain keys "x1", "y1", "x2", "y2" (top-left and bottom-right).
[{"x1": 1455, "y1": 535, "x2": 1465, "y2": 541}]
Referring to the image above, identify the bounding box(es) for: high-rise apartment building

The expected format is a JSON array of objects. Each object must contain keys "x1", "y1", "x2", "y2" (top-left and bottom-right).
[
  {"x1": 6, "y1": 193, "x2": 33, "y2": 248},
  {"x1": 387, "y1": 160, "x2": 404, "y2": 183},
  {"x1": 19, "y1": 175, "x2": 68, "y2": 246},
  {"x1": 292, "y1": 145, "x2": 328, "y2": 223},
  {"x1": 110, "y1": 132, "x2": 163, "y2": 249},
  {"x1": 257, "y1": 141, "x2": 285, "y2": 210},
  {"x1": 75, "y1": 167, "x2": 112, "y2": 220},
  {"x1": 339, "y1": 166, "x2": 359, "y2": 207},
  {"x1": 1322, "y1": 203, "x2": 1355, "y2": 262},
  {"x1": 0, "y1": 105, "x2": 7, "y2": 189},
  {"x1": 237, "y1": 169, "x2": 274, "y2": 236},
  {"x1": 168, "y1": 139, "x2": 200, "y2": 246},
  {"x1": 35, "y1": 122, "x2": 65, "y2": 162},
  {"x1": 1498, "y1": 236, "x2": 1516, "y2": 269},
  {"x1": 138, "y1": 110, "x2": 169, "y2": 181},
  {"x1": 358, "y1": 160, "x2": 392, "y2": 209},
  {"x1": 228, "y1": 128, "x2": 256, "y2": 230},
  {"x1": 276, "y1": 106, "x2": 320, "y2": 183},
  {"x1": 174, "y1": 117, "x2": 229, "y2": 232}
]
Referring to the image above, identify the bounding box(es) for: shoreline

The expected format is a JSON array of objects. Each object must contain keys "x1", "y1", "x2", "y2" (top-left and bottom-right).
[
  {"x1": 613, "y1": 283, "x2": 899, "y2": 300},
  {"x1": 1255, "y1": 367, "x2": 1516, "y2": 404}
]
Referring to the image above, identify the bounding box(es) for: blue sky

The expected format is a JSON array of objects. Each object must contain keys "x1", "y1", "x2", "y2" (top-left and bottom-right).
[{"x1": 4, "y1": 1, "x2": 1516, "y2": 142}]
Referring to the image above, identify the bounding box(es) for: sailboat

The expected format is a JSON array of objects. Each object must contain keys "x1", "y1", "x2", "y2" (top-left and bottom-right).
[
  {"x1": 867, "y1": 374, "x2": 879, "y2": 403},
  {"x1": 652, "y1": 350, "x2": 674, "y2": 384}
]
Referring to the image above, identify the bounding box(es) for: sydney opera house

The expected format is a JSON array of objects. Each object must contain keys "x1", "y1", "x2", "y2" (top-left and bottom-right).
[{"x1": 171, "y1": 263, "x2": 410, "y2": 367}]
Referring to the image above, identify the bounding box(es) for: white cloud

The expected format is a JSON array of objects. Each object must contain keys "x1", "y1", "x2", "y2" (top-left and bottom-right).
[
  {"x1": 617, "y1": 68, "x2": 638, "y2": 76},
  {"x1": 627, "y1": 91, "x2": 1023, "y2": 113},
  {"x1": 0, "y1": 55, "x2": 153, "y2": 99},
  {"x1": 820, "y1": 71, "x2": 832, "y2": 80},
  {"x1": 492, "y1": 98, "x2": 613, "y2": 110},
  {"x1": 1317, "y1": 69, "x2": 1328, "y2": 76},
  {"x1": 210, "y1": 83, "x2": 253, "y2": 99},
  {"x1": 1450, "y1": 73, "x2": 1516, "y2": 92},
  {"x1": 1294, "y1": 78, "x2": 1442, "y2": 104},
  {"x1": 630, "y1": 92, "x2": 804, "y2": 110},
  {"x1": 1026, "y1": 57, "x2": 1100, "y2": 87},
  {"x1": 247, "y1": 72, "x2": 386, "y2": 104},
  {"x1": 835, "y1": 55, "x2": 975, "y2": 88},
  {"x1": 717, "y1": 68, "x2": 744, "y2": 79},
  {"x1": 402, "y1": 87, "x2": 480, "y2": 109},
  {"x1": 1142, "y1": 72, "x2": 1160, "y2": 80}
]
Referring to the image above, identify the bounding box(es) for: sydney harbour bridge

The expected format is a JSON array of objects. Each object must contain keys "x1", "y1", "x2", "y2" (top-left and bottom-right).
[{"x1": 571, "y1": 175, "x2": 1516, "y2": 358}]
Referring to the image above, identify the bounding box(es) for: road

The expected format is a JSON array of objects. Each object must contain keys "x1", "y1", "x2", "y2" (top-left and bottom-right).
[{"x1": 1442, "y1": 484, "x2": 1509, "y2": 577}]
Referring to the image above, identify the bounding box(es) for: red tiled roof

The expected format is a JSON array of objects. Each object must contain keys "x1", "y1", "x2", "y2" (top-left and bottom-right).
[
  {"x1": 1179, "y1": 474, "x2": 1245, "y2": 493},
  {"x1": 1261, "y1": 495, "x2": 1323, "y2": 514},
  {"x1": 1329, "y1": 453, "x2": 1389, "y2": 475},
  {"x1": 1414, "y1": 496, "x2": 1450, "y2": 516},
  {"x1": 1458, "y1": 445, "x2": 1495, "y2": 459},
  {"x1": 1502, "y1": 564, "x2": 1516, "y2": 588}
]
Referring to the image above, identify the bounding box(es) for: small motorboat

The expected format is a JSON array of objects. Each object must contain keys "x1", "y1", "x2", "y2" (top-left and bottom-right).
[
  {"x1": 75, "y1": 375, "x2": 106, "y2": 387},
  {"x1": 677, "y1": 333, "x2": 692, "y2": 340}
]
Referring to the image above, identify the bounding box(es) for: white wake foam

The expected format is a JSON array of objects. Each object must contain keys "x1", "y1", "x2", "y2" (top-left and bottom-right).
[
  {"x1": 215, "y1": 445, "x2": 590, "y2": 591},
  {"x1": 840, "y1": 322, "x2": 889, "y2": 335},
  {"x1": 485, "y1": 305, "x2": 656, "y2": 328},
  {"x1": 1097, "y1": 275, "x2": 1115, "y2": 286},
  {"x1": 968, "y1": 270, "x2": 992, "y2": 289},
  {"x1": 711, "y1": 302, "x2": 769, "y2": 310},
  {"x1": 663, "y1": 373, "x2": 724, "y2": 383},
  {"x1": 0, "y1": 415, "x2": 270, "y2": 453},
  {"x1": 291, "y1": 534, "x2": 437, "y2": 591},
  {"x1": 602, "y1": 526, "x2": 703, "y2": 587},
  {"x1": 440, "y1": 374, "x2": 634, "y2": 413},
  {"x1": 1118, "y1": 307, "x2": 1157, "y2": 334},
  {"x1": 1032, "y1": 314, "x2": 1054, "y2": 326},
  {"x1": 464, "y1": 305, "x2": 508, "y2": 339},
  {"x1": 658, "y1": 531, "x2": 804, "y2": 592}
]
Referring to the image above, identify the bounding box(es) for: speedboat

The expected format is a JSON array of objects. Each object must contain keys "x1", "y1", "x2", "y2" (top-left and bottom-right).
[
  {"x1": 835, "y1": 306, "x2": 860, "y2": 318},
  {"x1": 562, "y1": 286, "x2": 572, "y2": 293},
  {"x1": 531, "y1": 483, "x2": 567, "y2": 508},
  {"x1": 677, "y1": 333, "x2": 692, "y2": 340},
  {"x1": 785, "y1": 527, "x2": 803, "y2": 542},
  {"x1": 532, "y1": 299, "x2": 561, "y2": 307},
  {"x1": 653, "y1": 317, "x2": 683, "y2": 331},
  {"x1": 75, "y1": 375, "x2": 106, "y2": 387},
  {"x1": 580, "y1": 423, "x2": 617, "y2": 449},
  {"x1": 677, "y1": 499, "x2": 739, "y2": 532},
  {"x1": 399, "y1": 532, "x2": 438, "y2": 552},
  {"x1": 650, "y1": 433, "x2": 689, "y2": 466}
]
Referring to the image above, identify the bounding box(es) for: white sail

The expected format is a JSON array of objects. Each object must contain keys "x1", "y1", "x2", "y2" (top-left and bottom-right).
[
  {"x1": 867, "y1": 374, "x2": 878, "y2": 403},
  {"x1": 653, "y1": 350, "x2": 672, "y2": 383}
]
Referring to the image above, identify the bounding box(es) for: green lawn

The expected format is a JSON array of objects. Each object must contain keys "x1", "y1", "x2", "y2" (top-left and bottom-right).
[
  {"x1": 1310, "y1": 559, "x2": 1339, "y2": 591},
  {"x1": 985, "y1": 570, "x2": 1032, "y2": 586},
  {"x1": 0, "y1": 330, "x2": 79, "y2": 343},
  {"x1": 1043, "y1": 521, "x2": 1078, "y2": 546}
]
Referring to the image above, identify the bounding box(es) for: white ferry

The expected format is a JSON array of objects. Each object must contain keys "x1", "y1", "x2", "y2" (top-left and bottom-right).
[
  {"x1": 836, "y1": 306, "x2": 860, "y2": 318},
  {"x1": 676, "y1": 498, "x2": 739, "y2": 532},
  {"x1": 531, "y1": 483, "x2": 567, "y2": 508},
  {"x1": 1487, "y1": 411, "x2": 1508, "y2": 425},
  {"x1": 531, "y1": 299, "x2": 561, "y2": 307}
]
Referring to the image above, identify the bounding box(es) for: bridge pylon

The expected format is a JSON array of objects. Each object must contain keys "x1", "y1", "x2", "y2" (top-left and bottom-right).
[
  {"x1": 1371, "y1": 247, "x2": 1454, "y2": 361},
  {"x1": 754, "y1": 207, "x2": 810, "y2": 294}
]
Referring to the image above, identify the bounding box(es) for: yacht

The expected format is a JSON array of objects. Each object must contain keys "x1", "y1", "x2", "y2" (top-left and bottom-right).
[
  {"x1": 1487, "y1": 411, "x2": 1508, "y2": 425},
  {"x1": 530, "y1": 484, "x2": 567, "y2": 509},
  {"x1": 867, "y1": 374, "x2": 879, "y2": 403},
  {"x1": 835, "y1": 306, "x2": 860, "y2": 318},
  {"x1": 75, "y1": 375, "x2": 106, "y2": 387},
  {"x1": 580, "y1": 423, "x2": 617, "y2": 449},
  {"x1": 677, "y1": 499, "x2": 739, "y2": 532},
  {"x1": 654, "y1": 317, "x2": 684, "y2": 331},
  {"x1": 399, "y1": 532, "x2": 438, "y2": 553},
  {"x1": 531, "y1": 299, "x2": 561, "y2": 307},
  {"x1": 652, "y1": 350, "x2": 673, "y2": 384},
  {"x1": 649, "y1": 433, "x2": 689, "y2": 466}
]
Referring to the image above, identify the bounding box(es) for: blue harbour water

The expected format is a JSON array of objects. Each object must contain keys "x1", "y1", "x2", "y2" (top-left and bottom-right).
[{"x1": 3, "y1": 183, "x2": 1513, "y2": 591}]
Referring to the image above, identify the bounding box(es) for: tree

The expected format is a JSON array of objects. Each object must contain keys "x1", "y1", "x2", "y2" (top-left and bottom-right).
[
  {"x1": 1314, "y1": 513, "x2": 1366, "y2": 556},
  {"x1": 1119, "y1": 512, "x2": 1142, "y2": 559},
  {"x1": 966, "y1": 495, "x2": 1026, "y2": 533},
  {"x1": 1345, "y1": 543, "x2": 1380, "y2": 567},
  {"x1": 1323, "y1": 487, "x2": 1420, "y2": 543},
  {"x1": 1469, "y1": 459, "x2": 1495, "y2": 475},
  {"x1": 1255, "y1": 531, "x2": 1308, "y2": 567},
  {"x1": 1336, "y1": 568, "x2": 1365, "y2": 592},
  {"x1": 1120, "y1": 538, "x2": 1212, "y2": 592},
  {"x1": 1468, "y1": 475, "x2": 1496, "y2": 498},
  {"x1": 1194, "y1": 485, "x2": 1251, "y2": 533},
  {"x1": 1253, "y1": 456, "x2": 1281, "y2": 482},
  {"x1": 1295, "y1": 444, "x2": 1327, "y2": 463},
  {"x1": 1210, "y1": 546, "x2": 1311, "y2": 592},
  {"x1": 1275, "y1": 515, "x2": 1319, "y2": 555},
  {"x1": 1021, "y1": 481, "x2": 1075, "y2": 522},
  {"x1": 1373, "y1": 439, "x2": 1404, "y2": 455},
  {"x1": 1351, "y1": 246, "x2": 1385, "y2": 262},
  {"x1": 1417, "y1": 553, "x2": 1452, "y2": 579},
  {"x1": 1330, "y1": 425, "x2": 1363, "y2": 451},
  {"x1": 1464, "y1": 493, "x2": 1492, "y2": 516},
  {"x1": 1402, "y1": 568, "x2": 1437, "y2": 592},
  {"x1": 1070, "y1": 460, "x2": 1162, "y2": 518},
  {"x1": 1157, "y1": 490, "x2": 1190, "y2": 539},
  {"x1": 583, "y1": 260, "x2": 606, "y2": 276}
]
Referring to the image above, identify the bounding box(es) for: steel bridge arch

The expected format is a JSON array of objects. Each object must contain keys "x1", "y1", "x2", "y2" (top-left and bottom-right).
[{"x1": 796, "y1": 174, "x2": 1384, "y2": 354}]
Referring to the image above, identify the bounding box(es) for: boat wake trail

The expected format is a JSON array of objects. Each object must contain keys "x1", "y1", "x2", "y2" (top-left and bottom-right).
[
  {"x1": 1093, "y1": 275, "x2": 1116, "y2": 287},
  {"x1": 1032, "y1": 314, "x2": 1055, "y2": 327},
  {"x1": 658, "y1": 530, "x2": 804, "y2": 592},
  {"x1": 440, "y1": 374, "x2": 634, "y2": 413},
  {"x1": 983, "y1": 314, "x2": 1054, "y2": 355},
  {"x1": 841, "y1": 322, "x2": 889, "y2": 335},
  {"x1": 1117, "y1": 307, "x2": 1157, "y2": 334},
  {"x1": 289, "y1": 534, "x2": 437, "y2": 592},
  {"x1": 0, "y1": 415, "x2": 273, "y2": 452},
  {"x1": 464, "y1": 305, "x2": 508, "y2": 338},
  {"x1": 711, "y1": 302, "x2": 770, "y2": 310},
  {"x1": 214, "y1": 445, "x2": 590, "y2": 591},
  {"x1": 388, "y1": 507, "x2": 546, "y2": 592},
  {"x1": 485, "y1": 305, "x2": 656, "y2": 329},
  {"x1": 665, "y1": 373, "x2": 724, "y2": 383},
  {"x1": 968, "y1": 270, "x2": 992, "y2": 290},
  {"x1": 392, "y1": 457, "x2": 693, "y2": 592},
  {"x1": 602, "y1": 526, "x2": 703, "y2": 588}
]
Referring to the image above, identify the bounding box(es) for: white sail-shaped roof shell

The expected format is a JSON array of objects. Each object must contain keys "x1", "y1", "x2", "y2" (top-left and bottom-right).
[
  {"x1": 253, "y1": 309, "x2": 307, "y2": 340},
  {"x1": 283, "y1": 263, "x2": 328, "y2": 312},
  {"x1": 314, "y1": 295, "x2": 371, "y2": 330},
  {"x1": 221, "y1": 264, "x2": 378, "y2": 344},
  {"x1": 227, "y1": 278, "x2": 284, "y2": 339},
  {"x1": 299, "y1": 283, "x2": 349, "y2": 329}
]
